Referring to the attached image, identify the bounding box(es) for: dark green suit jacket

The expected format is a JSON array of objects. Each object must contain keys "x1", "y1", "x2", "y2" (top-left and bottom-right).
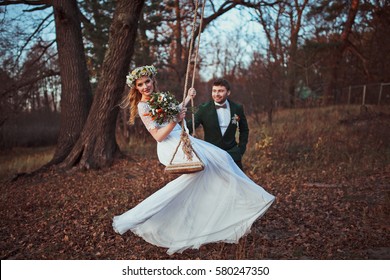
[{"x1": 187, "y1": 100, "x2": 249, "y2": 162}]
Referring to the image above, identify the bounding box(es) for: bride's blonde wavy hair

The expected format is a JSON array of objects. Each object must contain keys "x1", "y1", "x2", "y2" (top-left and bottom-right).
[{"x1": 120, "y1": 77, "x2": 159, "y2": 125}]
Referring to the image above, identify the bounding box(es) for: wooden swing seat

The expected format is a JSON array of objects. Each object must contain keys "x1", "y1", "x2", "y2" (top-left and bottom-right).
[{"x1": 164, "y1": 161, "x2": 204, "y2": 174}]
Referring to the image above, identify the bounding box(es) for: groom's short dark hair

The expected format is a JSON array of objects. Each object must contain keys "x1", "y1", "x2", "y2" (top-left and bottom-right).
[{"x1": 213, "y1": 78, "x2": 230, "y2": 91}]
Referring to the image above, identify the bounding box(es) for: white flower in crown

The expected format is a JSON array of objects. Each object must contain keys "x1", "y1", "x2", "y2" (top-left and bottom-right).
[
  {"x1": 231, "y1": 114, "x2": 240, "y2": 126},
  {"x1": 126, "y1": 65, "x2": 157, "y2": 88}
]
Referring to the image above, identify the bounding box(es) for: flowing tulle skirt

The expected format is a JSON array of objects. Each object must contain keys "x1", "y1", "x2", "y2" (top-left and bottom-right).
[{"x1": 112, "y1": 126, "x2": 275, "y2": 255}]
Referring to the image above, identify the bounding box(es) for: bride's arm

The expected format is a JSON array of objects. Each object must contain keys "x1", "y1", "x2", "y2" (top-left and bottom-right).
[
  {"x1": 148, "y1": 121, "x2": 177, "y2": 142},
  {"x1": 139, "y1": 88, "x2": 195, "y2": 142},
  {"x1": 148, "y1": 108, "x2": 187, "y2": 142}
]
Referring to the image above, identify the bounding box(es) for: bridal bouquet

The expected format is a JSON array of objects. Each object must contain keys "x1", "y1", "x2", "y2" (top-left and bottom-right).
[{"x1": 146, "y1": 91, "x2": 180, "y2": 125}]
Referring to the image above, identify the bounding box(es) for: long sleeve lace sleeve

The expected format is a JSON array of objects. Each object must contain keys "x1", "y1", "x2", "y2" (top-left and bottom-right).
[{"x1": 138, "y1": 102, "x2": 158, "y2": 131}]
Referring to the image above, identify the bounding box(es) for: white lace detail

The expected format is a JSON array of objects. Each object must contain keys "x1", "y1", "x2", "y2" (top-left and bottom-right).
[{"x1": 138, "y1": 102, "x2": 159, "y2": 130}]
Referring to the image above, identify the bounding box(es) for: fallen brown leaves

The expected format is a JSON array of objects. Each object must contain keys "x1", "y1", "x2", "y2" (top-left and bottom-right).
[{"x1": 0, "y1": 155, "x2": 389, "y2": 260}]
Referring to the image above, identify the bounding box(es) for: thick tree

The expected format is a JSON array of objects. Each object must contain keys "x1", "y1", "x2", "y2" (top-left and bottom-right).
[
  {"x1": 0, "y1": 1, "x2": 91, "y2": 163},
  {"x1": 50, "y1": 0, "x2": 93, "y2": 164},
  {"x1": 60, "y1": 0, "x2": 145, "y2": 169}
]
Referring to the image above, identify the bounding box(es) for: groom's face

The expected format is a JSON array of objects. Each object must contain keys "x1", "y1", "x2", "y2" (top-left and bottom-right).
[{"x1": 211, "y1": 85, "x2": 230, "y2": 104}]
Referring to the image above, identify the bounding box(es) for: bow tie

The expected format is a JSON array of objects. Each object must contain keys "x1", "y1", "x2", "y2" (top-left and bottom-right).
[{"x1": 215, "y1": 103, "x2": 227, "y2": 109}]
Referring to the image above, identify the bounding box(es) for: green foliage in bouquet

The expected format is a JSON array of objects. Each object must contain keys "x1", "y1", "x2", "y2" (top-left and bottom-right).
[{"x1": 146, "y1": 92, "x2": 180, "y2": 125}]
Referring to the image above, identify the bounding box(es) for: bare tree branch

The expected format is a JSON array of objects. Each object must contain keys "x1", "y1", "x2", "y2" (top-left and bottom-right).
[
  {"x1": 1, "y1": 70, "x2": 59, "y2": 98},
  {"x1": 0, "y1": 0, "x2": 52, "y2": 6},
  {"x1": 24, "y1": 4, "x2": 51, "y2": 11},
  {"x1": 77, "y1": 4, "x2": 94, "y2": 31},
  {"x1": 231, "y1": 0, "x2": 281, "y2": 10},
  {"x1": 193, "y1": 1, "x2": 238, "y2": 42},
  {"x1": 15, "y1": 12, "x2": 53, "y2": 64},
  {"x1": 26, "y1": 39, "x2": 57, "y2": 68}
]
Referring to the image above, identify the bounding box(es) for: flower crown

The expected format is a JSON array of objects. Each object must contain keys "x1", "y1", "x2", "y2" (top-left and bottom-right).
[{"x1": 126, "y1": 65, "x2": 157, "y2": 88}]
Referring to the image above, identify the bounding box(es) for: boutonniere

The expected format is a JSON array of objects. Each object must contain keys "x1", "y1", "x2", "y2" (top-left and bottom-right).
[{"x1": 231, "y1": 114, "x2": 240, "y2": 127}]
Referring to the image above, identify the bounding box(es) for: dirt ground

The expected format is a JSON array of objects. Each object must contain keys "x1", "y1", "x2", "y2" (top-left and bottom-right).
[{"x1": 1, "y1": 156, "x2": 389, "y2": 260}]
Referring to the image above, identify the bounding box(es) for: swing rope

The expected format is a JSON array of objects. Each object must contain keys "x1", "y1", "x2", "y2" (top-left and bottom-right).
[
  {"x1": 166, "y1": 0, "x2": 206, "y2": 170},
  {"x1": 190, "y1": 0, "x2": 206, "y2": 137}
]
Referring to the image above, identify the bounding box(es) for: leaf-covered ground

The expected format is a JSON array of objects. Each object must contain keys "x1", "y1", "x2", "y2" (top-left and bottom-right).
[{"x1": 1, "y1": 155, "x2": 389, "y2": 260}]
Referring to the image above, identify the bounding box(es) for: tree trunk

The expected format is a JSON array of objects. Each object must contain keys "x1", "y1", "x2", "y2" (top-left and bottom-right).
[
  {"x1": 50, "y1": 0, "x2": 93, "y2": 164},
  {"x1": 51, "y1": 91, "x2": 57, "y2": 112},
  {"x1": 324, "y1": 0, "x2": 360, "y2": 105},
  {"x1": 287, "y1": 0, "x2": 308, "y2": 107},
  {"x1": 61, "y1": 0, "x2": 145, "y2": 170}
]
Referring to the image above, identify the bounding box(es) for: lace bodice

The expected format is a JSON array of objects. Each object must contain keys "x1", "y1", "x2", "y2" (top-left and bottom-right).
[
  {"x1": 138, "y1": 101, "x2": 183, "y2": 131},
  {"x1": 138, "y1": 102, "x2": 159, "y2": 130}
]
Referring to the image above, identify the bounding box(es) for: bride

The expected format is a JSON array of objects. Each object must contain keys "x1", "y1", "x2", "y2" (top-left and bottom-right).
[{"x1": 113, "y1": 65, "x2": 275, "y2": 255}]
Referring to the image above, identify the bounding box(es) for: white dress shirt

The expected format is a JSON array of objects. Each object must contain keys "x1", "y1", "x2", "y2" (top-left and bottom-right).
[{"x1": 215, "y1": 100, "x2": 230, "y2": 136}]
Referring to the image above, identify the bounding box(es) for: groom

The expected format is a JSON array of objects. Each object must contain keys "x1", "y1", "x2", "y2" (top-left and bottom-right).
[{"x1": 187, "y1": 78, "x2": 249, "y2": 170}]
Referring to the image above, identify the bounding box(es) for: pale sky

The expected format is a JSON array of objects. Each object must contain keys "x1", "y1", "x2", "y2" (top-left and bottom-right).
[
  {"x1": 1, "y1": 3, "x2": 264, "y2": 82},
  {"x1": 199, "y1": 7, "x2": 264, "y2": 80}
]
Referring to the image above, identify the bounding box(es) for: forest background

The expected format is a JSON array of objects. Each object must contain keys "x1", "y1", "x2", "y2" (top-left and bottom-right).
[{"x1": 0, "y1": 0, "x2": 389, "y2": 260}]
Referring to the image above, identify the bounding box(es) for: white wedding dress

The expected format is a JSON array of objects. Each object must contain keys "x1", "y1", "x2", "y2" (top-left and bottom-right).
[{"x1": 112, "y1": 102, "x2": 275, "y2": 255}]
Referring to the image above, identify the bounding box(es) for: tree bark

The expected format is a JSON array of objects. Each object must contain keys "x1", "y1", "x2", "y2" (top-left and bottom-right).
[
  {"x1": 287, "y1": 0, "x2": 308, "y2": 107},
  {"x1": 61, "y1": 0, "x2": 145, "y2": 170},
  {"x1": 50, "y1": 0, "x2": 93, "y2": 164},
  {"x1": 324, "y1": 0, "x2": 360, "y2": 105}
]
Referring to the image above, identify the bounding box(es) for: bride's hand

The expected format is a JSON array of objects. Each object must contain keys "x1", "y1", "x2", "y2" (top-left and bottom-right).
[
  {"x1": 177, "y1": 107, "x2": 187, "y2": 122},
  {"x1": 184, "y1": 88, "x2": 196, "y2": 105},
  {"x1": 188, "y1": 88, "x2": 196, "y2": 98}
]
